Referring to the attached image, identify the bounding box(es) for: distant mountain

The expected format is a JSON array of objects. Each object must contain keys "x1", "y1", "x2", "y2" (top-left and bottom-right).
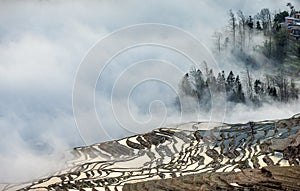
[{"x1": 3, "y1": 114, "x2": 300, "y2": 191}]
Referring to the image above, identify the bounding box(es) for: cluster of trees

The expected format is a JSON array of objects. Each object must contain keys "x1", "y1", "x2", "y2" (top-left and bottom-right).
[
  {"x1": 177, "y1": 67, "x2": 299, "y2": 111},
  {"x1": 214, "y1": 8, "x2": 273, "y2": 54},
  {"x1": 213, "y1": 3, "x2": 300, "y2": 76},
  {"x1": 259, "y1": 3, "x2": 300, "y2": 70}
]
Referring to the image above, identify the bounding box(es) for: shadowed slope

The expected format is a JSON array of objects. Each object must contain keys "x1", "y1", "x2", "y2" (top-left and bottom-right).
[{"x1": 123, "y1": 166, "x2": 300, "y2": 191}]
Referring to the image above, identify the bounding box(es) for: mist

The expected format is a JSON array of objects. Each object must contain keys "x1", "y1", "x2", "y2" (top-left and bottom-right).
[{"x1": 0, "y1": 0, "x2": 300, "y2": 183}]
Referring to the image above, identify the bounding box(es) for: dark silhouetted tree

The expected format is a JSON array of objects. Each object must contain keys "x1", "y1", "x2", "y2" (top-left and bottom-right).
[
  {"x1": 274, "y1": 11, "x2": 289, "y2": 23},
  {"x1": 190, "y1": 68, "x2": 205, "y2": 100},
  {"x1": 247, "y1": 16, "x2": 254, "y2": 29},
  {"x1": 256, "y1": 21, "x2": 262, "y2": 30},
  {"x1": 179, "y1": 73, "x2": 194, "y2": 97},
  {"x1": 228, "y1": 9, "x2": 237, "y2": 48},
  {"x1": 226, "y1": 71, "x2": 235, "y2": 92},
  {"x1": 216, "y1": 71, "x2": 226, "y2": 92},
  {"x1": 234, "y1": 75, "x2": 246, "y2": 103},
  {"x1": 254, "y1": 80, "x2": 264, "y2": 95}
]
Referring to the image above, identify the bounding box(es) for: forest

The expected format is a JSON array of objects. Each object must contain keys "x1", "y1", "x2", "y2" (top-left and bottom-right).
[
  {"x1": 176, "y1": 3, "x2": 300, "y2": 111},
  {"x1": 213, "y1": 3, "x2": 300, "y2": 75}
]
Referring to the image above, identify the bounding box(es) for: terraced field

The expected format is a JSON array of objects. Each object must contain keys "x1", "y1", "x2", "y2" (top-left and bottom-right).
[{"x1": 3, "y1": 114, "x2": 300, "y2": 191}]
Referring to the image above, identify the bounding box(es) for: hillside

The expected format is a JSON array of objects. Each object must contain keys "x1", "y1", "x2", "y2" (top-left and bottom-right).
[{"x1": 2, "y1": 114, "x2": 300, "y2": 191}]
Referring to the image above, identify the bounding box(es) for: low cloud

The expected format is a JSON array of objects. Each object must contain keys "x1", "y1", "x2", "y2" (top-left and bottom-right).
[{"x1": 0, "y1": 0, "x2": 299, "y2": 183}]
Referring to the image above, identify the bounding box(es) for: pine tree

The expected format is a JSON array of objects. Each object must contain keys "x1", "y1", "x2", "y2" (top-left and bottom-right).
[
  {"x1": 201, "y1": 81, "x2": 212, "y2": 111},
  {"x1": 179, "y1": 73, "x2": 194, "y2": 97},
  {"x1": 190, "y1": 68, "x2": 205, "y2": 101},
  {"x1": 226, "y1": 71, "x2": 235, "y2": 92},
  {"x1": 216, "y1": 72, "x2": 226, "y2": 92},
  {"x1": 207, "y1": 69, "x2": 217, "y2": 92},
  {"x1": 256, "y1": 21, "x2": 262, "y2": 30},
  {"x1": 235, "y1": 75, "x2": 246, "y2": 102},
  {"x1": 254, "y1": 80, "x2": 264, "y2": 95}
]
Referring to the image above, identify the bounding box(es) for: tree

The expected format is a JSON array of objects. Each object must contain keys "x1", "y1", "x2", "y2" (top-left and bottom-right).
[
  {"x1": 289, "y1": 79, "x2": 299, "y2": 100},
  {"x1": 203, "y1": 61, "x2": 210, "y2": 78},
  {"x1": 234, "y1": 75, "x2": 246, "y2": 103},
  {"x1": 226, "y1": 71, "x2": 235, "y2": 92},
  {"x1": 287, "y1": 2, "x2": 296, "y2": 16},
  {"x1": 213, "y1": 31, "x2": 223, "y2": 54},
  {"x1": 228, "y1": 9, "x2": 237, "y2": 48},
  {"x1": 207, "y1": 69, "x2": 217, "y2": 92},
  {"x1": 274, "y1": 11, "x2": 289, "y2": 23},
  {"x1": 179, "y1": 73, "x2": 194, "y2": 97},
  {"x1": 201, "y1": 81, "x2": 212, "y2": 111},
  {"x1": 256, "y1": 8, "x2": 273, "y2": 60},
  {"x1": 262, "y1": 40, "x2": 272, "y2": 59},
  {"x1": 190, "y1": 68, "x2": 205, "y2": 100},
  {"x1": 189, "y1": 68, "x2": 212, "y2": 111},
  {"x1": 216, "y1": 71, "x2": 226, "y2": 92},
  {"x1": 280, "y1": 29, "x2": 300, "y2": 74},
  {"x1": 257, "y1": 8, "x2": 272, "y2": 36},
  {"x1": 269, "y1": 87, "x2": 278, "y2": 99},
  {"x1": 273, "y1": 28, "x2": 290, "y2": 62},
  {"x1": 273, "y1": 73, "x2": 289, "y2": 102},
  {"x1": 177, "y1": 66, "x2": 299, "y2": 112},
  {"x1": 237, "y1": 10, "x2": 247, "y2": 51},
  {"x1": 254, "y1": 80, "x2": 264, "y2": 95},
  {"x1": 247, "y1": 16, "x2": 254, "y2": 29},
  {"x1": 245, "y1": 67, "x2": 254, "y2": 100},
  {"x1": 224, "y1": 37, "x2": 230, "y2": 49},
  {"x1": 256, "y1": 21, "x2": 262, "y2": 30}
]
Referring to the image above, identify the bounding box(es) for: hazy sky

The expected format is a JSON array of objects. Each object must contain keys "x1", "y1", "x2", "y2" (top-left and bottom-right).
[{"x1": 0, "y1": 0, "x2": 300, "y2": 183}]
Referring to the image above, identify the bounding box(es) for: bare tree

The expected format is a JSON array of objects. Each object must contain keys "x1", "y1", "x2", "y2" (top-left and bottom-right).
[
  {"x1": 203, "y1": 61, "x2": 210, "y2": 78},
  {"x1": 228, "y1": 9, "x2": 237, "y2": 48},
  {"x1": 273, "y1": 73, "x2": 289, "y2": 102},
  {"x1": 243, "y1": 67, "x2": 253, "y2": 100},
  {"x1": 256, "y1": 8, "x2": 272, "y2": 35},
  {"x1": 237, "y1": 10, "x2": 246, "y2": 51},
  {"x1": 213, "y1": 31, "x2": 223, "y2": 54},
  {"x1": 256, "y1": 8, "x2": 272, "y2": 58}
]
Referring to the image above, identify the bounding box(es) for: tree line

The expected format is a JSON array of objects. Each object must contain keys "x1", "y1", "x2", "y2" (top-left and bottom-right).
[{"x1": 177, "y1": 67, "x2": 299, "y2": 111}]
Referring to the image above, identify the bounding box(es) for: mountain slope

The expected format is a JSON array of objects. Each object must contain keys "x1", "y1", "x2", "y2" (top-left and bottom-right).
[{"x1": 3, "y1": 114, "x2": 300, "y2": 191}]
